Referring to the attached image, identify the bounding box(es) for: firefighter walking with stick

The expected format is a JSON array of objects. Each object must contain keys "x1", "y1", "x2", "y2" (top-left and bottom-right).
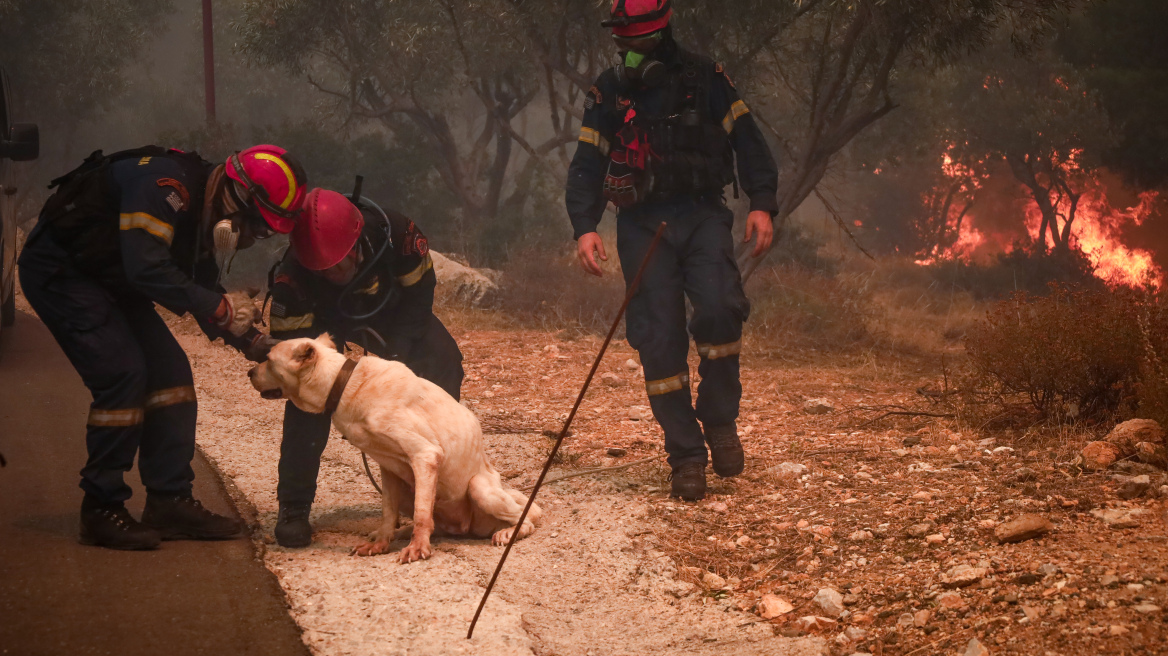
[{"x1": 566, "y1": 0, "x2": 779, "y2": 500}]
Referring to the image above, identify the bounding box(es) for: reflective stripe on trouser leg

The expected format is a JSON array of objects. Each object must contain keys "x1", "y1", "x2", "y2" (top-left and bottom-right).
[
  {"x1": 645, "y1": 372, "x2": 691, "y2": 397},
  {"x1": 695, "y1": 340, "x2": 742, "y2": 360}
]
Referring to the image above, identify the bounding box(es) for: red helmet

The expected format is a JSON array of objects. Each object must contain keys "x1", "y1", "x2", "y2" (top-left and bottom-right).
[
  {"x1": 290, "y1": 188, "x2": 365, "y2": 271},
  {"x1": 603, "y1": 0, "x2": 672, "y2": 37},
  {"x1": 225, "y1": 145, "x2": 308, "y2": 234}
]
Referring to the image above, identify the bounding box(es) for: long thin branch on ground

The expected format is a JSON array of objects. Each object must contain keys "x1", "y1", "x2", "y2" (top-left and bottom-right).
[{"x1": 520, "y1": 454, "x2": 666, "y2": 491}]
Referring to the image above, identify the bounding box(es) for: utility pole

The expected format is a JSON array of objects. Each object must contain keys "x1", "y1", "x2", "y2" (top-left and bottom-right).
[{"x1": 202, "y1": 0, "x2": 217, "y2": 125}]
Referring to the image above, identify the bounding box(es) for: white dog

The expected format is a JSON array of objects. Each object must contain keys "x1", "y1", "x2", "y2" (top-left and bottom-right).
[{"x1": 249, "y1": 334, "x2": 541, "y2": 563}]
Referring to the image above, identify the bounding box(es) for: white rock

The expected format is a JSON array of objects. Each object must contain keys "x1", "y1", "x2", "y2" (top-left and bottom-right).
[
  {"x1": 792, "y1": 616, "x2": 836, "y2": 632},
  {"x1": 600, "y1": 372, "x2": 625, "y2": 387},
  {"x1": 992, "y1": 446, "x2": 1015, "y2": 456},
  {"x1": 1091, "y1": 508, "x2": 1149, "y2": 529},
  {"x1": 963, "y1": 637, "x2": 990, "y2": 656},
  {"x1": 701, "y1": 571, "x2": 727, "y2": 590},
  {"x1": 814, "y1": 588, "x2": 845, "y2": 618},
  {"x1": 803, "y1": 398, "x2": 835, "y2": 415},
  {"x1": 771, "y1": 462, "x2": 807, "y2": 477},
  {"x1": 1133, "y1": 603, "x2": 1162, "y2": 614},
  {"x1": 431, "y1": 251, "x2": 499, "y2": 306},
  {"x1": 757, "y1": 594, "x2": 795, "y2": 619},
  {"x1": 848, "y1": 530, "x2": 874, "y2": 542},
  {"x1": 627, "y1": 405, "x2": 651, "y2": 421},
  {"x1": 942, "y1": 565, "x2": 988, "y2": 588},
  {"x1": 624, "y1": 358, "x2": 640, "y2": 371}
]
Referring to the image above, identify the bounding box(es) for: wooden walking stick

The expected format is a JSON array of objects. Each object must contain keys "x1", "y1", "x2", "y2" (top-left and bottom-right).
[{"x1": 467, "y1": 221, "x2": 667, "y2": 639}]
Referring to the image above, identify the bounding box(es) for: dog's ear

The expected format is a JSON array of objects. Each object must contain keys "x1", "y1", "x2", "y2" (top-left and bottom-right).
[
  {"x1": 292, "y1": 341, "x2": 316, "y2": 365},
  {"x1": 317, "y1": 332, "x2": 337, "y2": 350}
]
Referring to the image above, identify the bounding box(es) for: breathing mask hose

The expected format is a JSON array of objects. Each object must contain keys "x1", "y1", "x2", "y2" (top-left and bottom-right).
[{"x1": 337, "y1": 195, "x2": 394, "y2": 321}]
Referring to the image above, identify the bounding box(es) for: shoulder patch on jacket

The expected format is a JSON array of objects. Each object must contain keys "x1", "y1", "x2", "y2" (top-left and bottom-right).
[
  {"x1": 585, "y1": 85, "x2": 604, "y2": 110},
  {"x1": 401, "y1": 220, "x2": 429, "y2": 257},
  {"x1": 156, "y1": 178, "x2": 190, "y2": 211}
]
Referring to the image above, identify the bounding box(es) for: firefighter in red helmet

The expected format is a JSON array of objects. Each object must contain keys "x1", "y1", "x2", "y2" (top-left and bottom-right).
[
  {"x1": 18, "y1": 143, "x2": 308, "y2": 550},
  {"x1": 262, "y1": 187, "x2": 464, "y2": 548},
  {"x1": 566, "y1": 0, "x2": 779, "y2": 500}
]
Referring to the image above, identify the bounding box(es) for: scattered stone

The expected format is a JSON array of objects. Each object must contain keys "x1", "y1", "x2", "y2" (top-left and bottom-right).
[
  {"x1": 963, "y1": 637, "x2": 990, "y2": 656},
  {"x1": 942, "y1": 565, "x2": 988, "y2": 589},
  {"x1": 936, "y1": 591, "x2": 966, "y2": 610},
  {"x1": 906, "y1": 522, "x2": 934, "y2": 538},
  {"x1": 1107, "y1": 419, "x2": 1164, "y2": 454},
  {"x1": 812, "y1": 526, "x2": 834, "y2": 539},
  {"x1": 843, "y1": 627, "x2": 868, "y2": 642},
  {"x1": 1099, "y1": 575, "x2": 1120, "y2": 588},
  {"x1": 792, "y1": 616, "x2": 837, "y2": 633},
  {"x1": 1109, "y1": 625, "x2": 1129, "y2": 636},
  {"x1": 606, "y1": 447, "x2": 627, "y2": 458},
  {"x1": 600, "y1": 372, "x2": 625, "y2": 387},
  {"x1": 1133, "y1": 604, "x2": 1162, "y2": 614},
  {"x1": 1161, "y1": 485, "x2": 1168, "y2": 499},
  {"x1": 842, "y1": 593, "x2": 861, "y2": 606},
  {"x1": 623, "y1": 358, "x2": 640, "y2": 371},
  {"x1": 1135, "y1": 441, "x2": 1168, "y2": 469},
  {"x1": 914, "y1": 609, "x2": 931, "y2": 627},
  {"x1": 994, "y1": 514, "x2": 1053, "y2": 543},
  {"x1": 1022, "y1": 605, "x2": 1043, "y2": 622},
  {"x1": 926, "y1": 533, "x2": 945, "y2": 545},
  {"x1": 911, "y1": 491, "x2": 934, "y2": 501},
  {"x1": 992, "y1": 446, "x2": 1015, "y2": 456},
  {"x1": 1036, "y1": 563, "x2": 1059, "y2": 577},
  {"x1": 1113, "y1": 460, "x2": 1162, "y2": 476},
  {"x1": 627, "y1": 405, "x2": 651, "y2": 421},
  {"x1": 1012, "y1": 467, "x2": 1039, "y2": 483},
  {"x1": 1015, "y1": 573, "x2": 1041, "y2": 586},
  {"x1": 896, "y1": 613, "x2": 914, "y2": 628},
  {"x1": 814, "y1": 588, "x2": 845, "y2": 618},
  {"x1": 903, "y1": 435, "x2": 922, "y2": 447},
  {"x1": 1081, "y1": 441, "x2": 1122, "y2": 471},
  {"x1": 770, "y1": 462, "x2": 808, "y2": 477},
  {"x1": 757, "y1": 594, "x2": 795, "y2": 619},
  {"x1": 1091, "y1": 508, "x2": 1149, "y2": 529},
  {"x1": 802, "y1": 398, "x2": 835, "y2": 415},
  {"x1": 1117, "y1": 475, "x2": 1152, "y2": 500},
  {"x1": 848, "y1": 530, "x2": 874, "y2": 542},
  {"x1": 701, "y1": 571, "x2": 727, "y2": 590}
]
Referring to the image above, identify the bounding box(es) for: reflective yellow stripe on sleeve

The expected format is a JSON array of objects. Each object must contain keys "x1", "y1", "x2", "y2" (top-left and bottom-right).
[
  {"x1": 87, "y1": 407, "x2": 145, "y2": 427},
  {"x1": 271, "y1": 313, "x2": 315, "y2": 333},
  {"x1": 119, "y1": 212, "x2": 175, "y2": 245},
  {"x1": 145, "y1": 386, "x2": 197, "y2": 411},
  {"x1": 645, "y1": 372, "x2": 691, "y2": 397},
  {"x1": 578, "y1": 127, "x2": 612, "y2": 156},
  {"x1": 696, "y1": 340, "x2": 742, "y2": 360},
  {"x1": 722, "y1": 100, "x2": 751, "y2": 135},
  {"x1": 397, "y1": 254, "x2": 434, "y2": 288}
]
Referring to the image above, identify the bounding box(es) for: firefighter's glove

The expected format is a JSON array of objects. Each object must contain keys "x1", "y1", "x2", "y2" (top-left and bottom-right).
[
  {"x1": 211, "y1": 291, "x2": 262, "y2": 337},
  {"x1": 245, "y1": 332, "x2": 280, "y2": 363}
]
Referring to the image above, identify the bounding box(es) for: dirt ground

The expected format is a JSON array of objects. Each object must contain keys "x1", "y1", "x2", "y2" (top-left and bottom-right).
[{"x1": 169, "y1": 314, "x2": 829, "y2": 656}]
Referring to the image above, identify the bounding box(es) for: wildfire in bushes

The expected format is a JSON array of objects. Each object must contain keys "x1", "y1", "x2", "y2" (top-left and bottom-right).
[{"x1": 914, "y1": 149, "x2": 1166, "y2": 288}]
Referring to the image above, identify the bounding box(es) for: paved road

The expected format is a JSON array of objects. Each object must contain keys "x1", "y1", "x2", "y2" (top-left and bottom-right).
[{"x1": 0, "y1": 309, "x2": 309, "y2": 656}]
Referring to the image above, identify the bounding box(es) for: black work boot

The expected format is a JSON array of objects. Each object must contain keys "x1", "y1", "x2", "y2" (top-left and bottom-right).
[
  {"x1": 142, "y1": 493, "x2": 243, "y2": 540},
  {"x1": 274, "y1": 504, "x2": 313, "y2": 548},
  {"x1": 705, "y1": 422, "x2": 745, "y2": 478},
  {"x1": 79, "y1": 498, "x2": 161, "y2": 551},
  {"x1": 669, "y1": 462, "x2": 707, "y2": 501}
]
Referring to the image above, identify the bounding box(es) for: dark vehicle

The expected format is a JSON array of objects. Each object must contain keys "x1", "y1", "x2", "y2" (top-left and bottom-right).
[{"x1": 0, "y1": 68, "x2": 40, "y2": 331}]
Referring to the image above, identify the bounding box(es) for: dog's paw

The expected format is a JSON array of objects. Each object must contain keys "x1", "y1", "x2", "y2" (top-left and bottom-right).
[
  {"x1": 398, "y1": 540, "x2": 432, "y2": 564},
  {"x1": 492, "y1": 527, "x2": 516, "y2": 546},
  {"x1": 351, "y1": 540, "x2": 392, "y2": 557}
]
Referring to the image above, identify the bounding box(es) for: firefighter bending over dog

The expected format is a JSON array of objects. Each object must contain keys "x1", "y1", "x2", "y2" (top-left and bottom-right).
[
  {"x1": 566, "y1": 0, "x2": 779, "y2": 500},
  {"x1": 262, "y1": 187, "x2": 464, "y2": 548},
  {"x1": 19, "y1": 145, "x2": 306, "y2": 550}
]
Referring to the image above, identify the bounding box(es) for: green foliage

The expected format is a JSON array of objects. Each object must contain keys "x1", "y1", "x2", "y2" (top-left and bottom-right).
[{"x1": 965, "y1": 285, "x2": 1168, "y2": 419}]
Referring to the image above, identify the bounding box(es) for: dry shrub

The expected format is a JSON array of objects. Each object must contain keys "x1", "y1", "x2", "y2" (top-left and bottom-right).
[
  {"x1": 497, "y1": 248, "x2": 626, "y2": 335},
  {"x1": 744, "y1": 265, "x2": 872, "y2": 350},
  {"x1": 965, "y1": 284, "x2": 1168, "y2": 420}
]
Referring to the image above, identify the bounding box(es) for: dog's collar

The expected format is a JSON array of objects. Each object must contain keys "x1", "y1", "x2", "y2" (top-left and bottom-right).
[{"x1": 326, "y1": 358, "x2": 360, "y2": 414}]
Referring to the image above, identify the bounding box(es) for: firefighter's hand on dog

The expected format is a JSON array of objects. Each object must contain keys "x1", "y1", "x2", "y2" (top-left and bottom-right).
[
  {"x1": 245, "y1": 333, "x2": 280, "y2": 363},
  {"x1": 212, "y1": 292, "x2": 263, "y2": 337},
  {"x1": 744, "y1": 210, "x2": 774, "y2": 258},
  {"x1": 577, "y1": 232, "x2": 608, "y2": 277}
]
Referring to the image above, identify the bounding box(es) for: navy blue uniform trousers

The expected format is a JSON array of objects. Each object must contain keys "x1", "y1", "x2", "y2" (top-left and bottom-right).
[
  {"x1": 277, "y1": 315, "x2": 465, "y2": 508},
  {"x1": 18, "y1": 236, "x2": 196, "y2": 504},
  {"x1": 617, "y1": 198, "x2": 750, "y2": 468}
]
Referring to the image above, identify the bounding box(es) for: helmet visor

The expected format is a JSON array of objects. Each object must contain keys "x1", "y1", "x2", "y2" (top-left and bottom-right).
[{"x1": 612, "y1": 30, "x2": 663, "y2": 54}]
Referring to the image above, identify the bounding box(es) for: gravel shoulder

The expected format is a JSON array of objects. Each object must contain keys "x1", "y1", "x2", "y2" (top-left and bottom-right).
[{"x1": 171, "y1": 314, "x2": 825, "y2": 656}]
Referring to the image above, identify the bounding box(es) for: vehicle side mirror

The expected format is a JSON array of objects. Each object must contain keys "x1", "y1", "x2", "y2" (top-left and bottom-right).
[{"x1": 0, "y1": 123, "x2": 39, "y2": 161}]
